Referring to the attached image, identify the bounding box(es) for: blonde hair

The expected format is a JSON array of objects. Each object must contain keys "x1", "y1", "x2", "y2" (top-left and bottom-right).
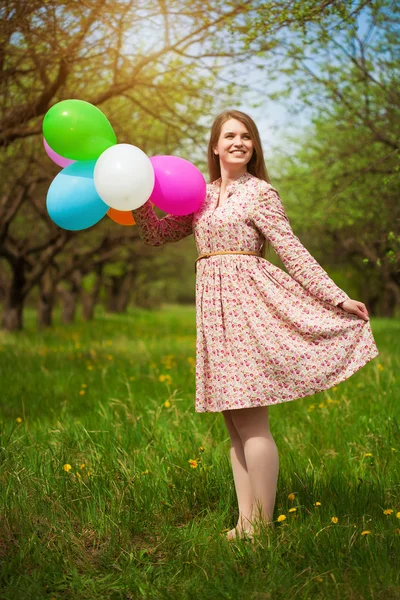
[{"x1": 207, "y1": 109, "x2": 271, "y2": 258}]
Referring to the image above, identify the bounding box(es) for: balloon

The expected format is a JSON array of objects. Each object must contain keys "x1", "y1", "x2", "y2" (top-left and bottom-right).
[
  {"x1": 43, "y1": 137, "x2": 75, "y2": 168},
  {"x1": 93, "y1": 144, "x2": 155, "y2": 211},
  {"x1": 42, "y1": 99, "x2": 117, "y2": 161},
  {"x1": 46, "y1": 160, "x2": 109, "y2": 231},
  {"x1": 149, "y1": 155, "x2": 206, "y2": 215},
  {"x1": 107, "y1": 207, "x2": 135, "y2": 226}
]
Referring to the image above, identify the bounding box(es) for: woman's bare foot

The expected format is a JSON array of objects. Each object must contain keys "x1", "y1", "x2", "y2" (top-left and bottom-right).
[
  {"x1": 225, "y1": 520, "x2": 275, "y2": 541},
  {"x1": 226, "y1": 524, "x2": 254, "y2": 541}
]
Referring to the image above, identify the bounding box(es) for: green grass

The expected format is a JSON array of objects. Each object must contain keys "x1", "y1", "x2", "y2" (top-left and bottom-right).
[{"x1": 0, "y1": 305, "x2": 399, "y2": 600}]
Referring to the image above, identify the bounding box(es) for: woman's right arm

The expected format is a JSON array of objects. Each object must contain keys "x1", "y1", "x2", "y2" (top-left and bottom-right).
[{"x1": 131, "y1": 199, "x2": 194, "y2": 246}]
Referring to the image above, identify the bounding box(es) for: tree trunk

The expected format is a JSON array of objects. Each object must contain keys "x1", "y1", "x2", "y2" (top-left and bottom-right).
[
  {"x1": 59, "y1": 271, "x2": 82, "y2": 324},
  {"x1": 82, "y1": 265, "x2": 104, "y2": 321},
  {"x1": 37, "y1": 270, "x2": 56, "y2": 328},
  {"x1": 106, "y1": 276, "x2": 121, "y2": 313},
  {"x1": 116, "y1": 270, "x2": 135, "y2": 313},
  {"x1": 1, "y1": 258, "x2": 26, "y2": 331}
]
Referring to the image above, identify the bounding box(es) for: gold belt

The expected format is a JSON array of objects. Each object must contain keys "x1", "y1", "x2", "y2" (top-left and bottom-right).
[{"x1": 195, "y1": 250, "x2": 262, "y2": 273}]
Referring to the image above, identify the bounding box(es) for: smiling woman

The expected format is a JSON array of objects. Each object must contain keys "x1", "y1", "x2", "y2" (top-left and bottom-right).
[{"x1": 131, "y1": 108, "x2": 379, "y2": 542}]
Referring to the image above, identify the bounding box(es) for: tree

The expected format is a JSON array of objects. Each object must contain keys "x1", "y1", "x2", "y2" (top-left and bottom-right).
[{"x1": 0, "y1": 0, "x2": 370, "y2": 330}]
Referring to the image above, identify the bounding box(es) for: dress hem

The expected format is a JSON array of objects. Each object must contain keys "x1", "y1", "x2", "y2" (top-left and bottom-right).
[{"x1": 194, "y1": 347, "x2": 380, "y2": 413}]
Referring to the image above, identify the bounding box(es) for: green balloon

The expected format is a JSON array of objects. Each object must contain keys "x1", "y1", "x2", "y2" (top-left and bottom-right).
[{"x1": 43, "y1": 99, "x2": 117, "y2": 160}]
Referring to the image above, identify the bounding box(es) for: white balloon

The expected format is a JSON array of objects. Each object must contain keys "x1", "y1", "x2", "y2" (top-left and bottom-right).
[{"x1": 93, "y1": 143, "x2": 155, "y2": 210}]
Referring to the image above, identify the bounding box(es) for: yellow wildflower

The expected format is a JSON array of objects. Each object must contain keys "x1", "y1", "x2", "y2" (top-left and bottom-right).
[
  {"x1": 316, "y1": 577, "x2": 323, "y2": 582},
  {"x1": 314, "y1": 502, "x2": 321, "y2": 506},
  {"x1": 199, "y1": 446, "x2": 205, "y2": 453},
  {"x1": 189, "y1": 459, "x2": 198, "y2": 469},
  {"x1": 16, "y1": 417, "x2": 22, "y2": 423},
  {"x1": 364, "y1": 453, "x2": 373, "y2": 457},
  {"x1": 331, "y1": 517, "x2": 338, "y2": 524},
  {"x1": 383, "y1": 509, "x2": 393, "y2": 515},
  {"x1": 81, "y1": 384, "x2": 87, "y2": 388},
  {"x1": 79, "y1": 390, "x2": 85, "y2": 396},
  {"x1": 80, "y1": 464, "x2": 85, "y2": 470},
  {"x1": 142, "y1": 469, "x2": 149, "y2": 475},
  {"x1": 288, "y1": 493, "x2": 295, "y2": 500},
  {"x1": 76, "y1": 472, "x2": 81, "y2": 478},
  {"x1": 361, "y1": 530, "x2": 370, "y2": 535},
  {"x1": 288, "y1": 508, "x2": 297, "y2": 513},
  {"x1": 277, "y1": 515, "x2": 286, "y2": 522},
  {"x1": 164, "y1": 400, "x2": 171, "y2": 408},
  {"x1": 63, "y1": 464, "x2": 72, "y2": 472},
  {"x1": 396, "y1": 512, "x2": 400, "y2": 519}
]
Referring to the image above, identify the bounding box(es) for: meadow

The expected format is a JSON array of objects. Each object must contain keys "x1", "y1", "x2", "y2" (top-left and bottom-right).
[{"x1": 0, "y1": 305, "x2": 399, "y2": 600}]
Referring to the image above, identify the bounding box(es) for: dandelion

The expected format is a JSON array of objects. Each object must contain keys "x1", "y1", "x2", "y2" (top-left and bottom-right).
[
  {"x1": 383, "y1": 509, "x2": 393, "y2": 515},
  {"x1": 314, "y1": 502, "x2": 321, "y2": 506},
  {"x1": 316, "y1": 577, "x2": 323, "y2": 582},
  {"x1": 364, "y1": 453, "x2": 373, "y2": 457},
  {"x1": 80, "y1": 464, "x2": 85, "y2": 470},
  {"x1": 396, "y1": 512, "x2": 400, "y2": 519},
  {"x1": 188, "y1": 459, "x2": 198, "y2": 469},
  {"x1": 288, "y1": 508, "x2": 297, "y2": 513},
  {"x1": 331, "y1": 517, "x2": 338, "y2": 524},
  {"x1": 76, "y1": 472, "x2": 81, "y2": 478},
  {"x1": 377, "y1": 363, "x2": 384, "y2": 371},
  {"x1": 277, "y1": 515, "x2": 286, "y2": 522},
  {"x1": 79, "y1": 390, "x2": 85, "y2": 396},
  {"x1": 318, "y1": 403, "x2": 325, "y2": 408},
  {"x1": 16, "y1": 417, "x2": 22, "y2": 423},
  {"x1": 63, "y1": 464, "x2": 72, "y2": 472},
  {"x1": 199, "y1": 446, "x2": 205, "y2": 453},
  {"x1": 288, "y1": 493, "x2": 295, "y2": 500},
  {"x1": 361, "y1": 530, "x2": 371, "y2": 535},
  {"x1": 142, "y1": 469, "x2": 149, "y2": 475},
  {"x1": 332, "y1": 386, "x2": 338, "y2": 392},
  {"x1": 164, "y1": 400, "x2": 171, "y2": 408}
]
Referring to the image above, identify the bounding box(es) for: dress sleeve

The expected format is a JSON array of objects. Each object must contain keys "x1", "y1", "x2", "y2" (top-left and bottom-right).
[
  {"x1": 251, "y1": 182, "x2": 351, "y2": 307},
  {"x1": 131, "y1": 199, "x2": 194, "y2": 246}
]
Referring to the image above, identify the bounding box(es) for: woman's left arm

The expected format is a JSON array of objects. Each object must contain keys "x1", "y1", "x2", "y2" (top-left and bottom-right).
[{"x1": 251, "y1": 182, "x2": 369, "y2": 319}]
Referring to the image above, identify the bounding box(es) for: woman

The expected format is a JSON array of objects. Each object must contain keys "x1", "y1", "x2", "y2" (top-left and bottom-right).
[{"x1": 131, "y1": 109, "x2": 379, "y2": 542}]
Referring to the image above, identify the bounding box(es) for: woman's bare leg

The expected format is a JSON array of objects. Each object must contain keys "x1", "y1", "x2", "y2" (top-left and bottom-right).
[
  {"x1": 230, "y1": 406, "x2": 279, "y2": 535},
  {"x1": 222, "y1": 410, "x2": 255, "y2": 539}
]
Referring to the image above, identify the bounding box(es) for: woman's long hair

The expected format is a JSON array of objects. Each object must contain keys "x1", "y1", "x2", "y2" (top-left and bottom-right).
[{"x1": 207, "y1": 109, "x2": 271, "y2": 258}]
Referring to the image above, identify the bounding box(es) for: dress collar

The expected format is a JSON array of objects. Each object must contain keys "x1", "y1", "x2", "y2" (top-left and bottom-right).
[{"x1": 210, "y1": 171, "x2": 254, "y2": 195}]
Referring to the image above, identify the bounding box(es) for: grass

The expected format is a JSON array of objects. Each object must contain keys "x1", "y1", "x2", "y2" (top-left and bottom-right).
[{"x1": 0, "y1": 305, "x2": 399, "y2": 600}]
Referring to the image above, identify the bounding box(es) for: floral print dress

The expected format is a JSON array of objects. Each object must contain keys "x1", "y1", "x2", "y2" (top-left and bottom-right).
[{"x1": 131, "y1": 172, "x2": 379, "y2": 413}]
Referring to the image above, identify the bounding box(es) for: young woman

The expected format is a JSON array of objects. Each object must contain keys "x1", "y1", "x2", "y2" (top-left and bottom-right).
[{"x1": 131, "y1": 109, "x2": 379, "y2": 542}]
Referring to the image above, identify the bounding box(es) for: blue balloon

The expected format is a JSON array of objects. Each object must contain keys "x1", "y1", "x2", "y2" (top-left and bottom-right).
[{"x1": 46, "y1": 160, "x2": 109, "y2": 231}]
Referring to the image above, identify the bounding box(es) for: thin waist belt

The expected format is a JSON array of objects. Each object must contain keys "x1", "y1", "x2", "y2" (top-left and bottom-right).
[{"x1": 195, "y1": 250, "x2": 262, "y2": 273}]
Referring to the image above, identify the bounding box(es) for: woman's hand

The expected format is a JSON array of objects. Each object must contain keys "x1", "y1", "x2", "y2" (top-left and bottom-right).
[{"x1": 338, "y1": 299, "x2": 370, "y2": 321}]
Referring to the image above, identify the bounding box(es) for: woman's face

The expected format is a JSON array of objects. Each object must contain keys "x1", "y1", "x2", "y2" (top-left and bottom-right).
[{"x1": 214, "y1": 118, "x2": 254, "y2": 171}]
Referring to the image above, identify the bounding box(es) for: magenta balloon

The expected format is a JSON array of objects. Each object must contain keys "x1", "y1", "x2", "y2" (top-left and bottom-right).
[
  {"x1": 149, "y1": 156, "x2": 206, "y2": 215},
  {"x1": 43, "y1": 137, "x2": 75, "y2": 168}
]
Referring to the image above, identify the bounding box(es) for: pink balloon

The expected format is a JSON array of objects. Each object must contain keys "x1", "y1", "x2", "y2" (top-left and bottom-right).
[
  {"x1": 149, "y1": 156, "x2": 206, "y2": 215},
  {"x1": 43, "y1": 137, "x2": 75, "y2": 168}
]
